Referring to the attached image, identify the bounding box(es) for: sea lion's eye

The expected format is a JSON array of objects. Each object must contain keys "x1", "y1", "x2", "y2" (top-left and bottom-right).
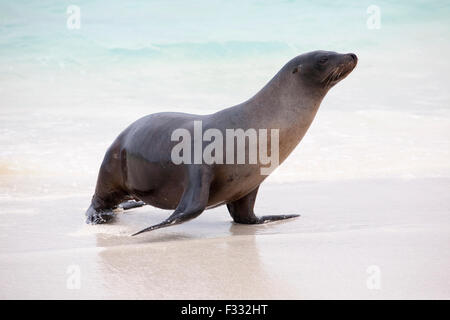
[{"x1": 318, "y1": 56, "x2": 328, "y2": 64}]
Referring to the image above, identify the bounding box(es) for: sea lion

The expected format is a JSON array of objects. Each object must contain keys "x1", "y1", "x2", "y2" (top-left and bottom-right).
[{"x1": 85, "y1": 50, "x2": 357, "y2": 235}]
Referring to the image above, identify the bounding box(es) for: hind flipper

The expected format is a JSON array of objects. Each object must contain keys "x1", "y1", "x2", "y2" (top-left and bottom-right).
[
  {"x1": 227, "y1": 186, "x2": 299, "y2": 224},
  {"x1": 132, "y1": 165, "x2": 213, "y2": 236},
  {"x1": 85, "y1": 204, "x2": 115, "y2": 224},
  {"x1": 252, "y1": 214, "x2": 299, "y2": 223},
  {"x1": 85, "y1": 199, "x2": 144, "y2": 224}
]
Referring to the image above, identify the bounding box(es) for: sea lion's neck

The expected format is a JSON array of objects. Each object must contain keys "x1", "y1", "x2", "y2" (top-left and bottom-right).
[{"x1": 246, "y1": 71, "x2": 327, "y2": 162}]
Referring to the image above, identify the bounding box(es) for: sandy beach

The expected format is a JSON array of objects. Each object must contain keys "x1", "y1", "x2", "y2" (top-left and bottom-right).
[{"x1": 1, "y1": 178, "x2": 448, "y2": 299}]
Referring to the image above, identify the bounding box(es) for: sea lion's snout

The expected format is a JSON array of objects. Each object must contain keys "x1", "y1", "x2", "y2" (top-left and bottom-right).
[
  {"x1": 345, "y1": 53, "x2": 358, "y2": 71},
  {"x1": 296, "y1": 50, "x2": 357, "y2": 89},
  {"x1": 344, "y1": 53, "x2": 358, "y2": 72},
  {"x1": 348, "y1": 53, "x2": 358, "y2": 64},
  {"x1": 317, "y1": 51, "x2": 357, "y2": 88}
]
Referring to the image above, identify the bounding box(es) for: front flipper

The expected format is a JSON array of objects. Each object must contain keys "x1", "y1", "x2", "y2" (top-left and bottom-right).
[
  {"x1": 132, "y1": 165, "x2": 213, "y2": 236},
  {"x1": 227, "y1": 186, "x2": 299, "y2": 224}
]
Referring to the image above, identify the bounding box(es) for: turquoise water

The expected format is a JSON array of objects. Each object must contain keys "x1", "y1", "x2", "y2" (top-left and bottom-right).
[
  {"x1": 0, "y1": 0, "x2": 450, "y2": 188},
  {"x1": 1, "y1": 0, "x2": 450, "y2": 67}
]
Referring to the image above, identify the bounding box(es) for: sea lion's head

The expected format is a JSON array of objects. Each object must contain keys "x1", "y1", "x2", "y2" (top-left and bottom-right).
[{"x1": 292, "y1": 50, "x2": 357, "y2": 89}]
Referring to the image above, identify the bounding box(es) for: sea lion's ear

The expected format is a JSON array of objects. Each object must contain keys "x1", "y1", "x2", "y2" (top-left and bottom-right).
[{"x1": 292, "y1": 64, "x2": 302, "y2": 74}]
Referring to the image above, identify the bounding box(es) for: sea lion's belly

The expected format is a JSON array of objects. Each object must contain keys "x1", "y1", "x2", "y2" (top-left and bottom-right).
[
  {"x1": 125, "y1": 155, "x2": 186, "y2": 210},
  {"x1": 207, "y1": 164, "x2": 266, "y2": 205}
]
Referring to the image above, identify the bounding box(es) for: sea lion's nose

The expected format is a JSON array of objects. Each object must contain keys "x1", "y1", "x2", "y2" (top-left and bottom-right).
[{"x1": 348, "y1": 53, "x2": 358, "y2": 63}]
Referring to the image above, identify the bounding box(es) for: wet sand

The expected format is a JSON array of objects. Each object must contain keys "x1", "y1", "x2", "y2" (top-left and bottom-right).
[{"x1": 0, "y1": 178, "x2": 449, "y2": 299}]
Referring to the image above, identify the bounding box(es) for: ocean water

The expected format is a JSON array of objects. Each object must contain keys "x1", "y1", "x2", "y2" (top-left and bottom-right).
[{"x1": 1, "y1": 0, "x2": 450, "y2": 197}]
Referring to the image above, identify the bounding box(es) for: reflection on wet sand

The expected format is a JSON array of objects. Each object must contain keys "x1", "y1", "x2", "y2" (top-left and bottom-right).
[
  {"x1": 1, "y1": 179, "x2": 448, "y2": 299},
  {"x1": 95, "y1": 221, "x2": 294, "y2": 299}
]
